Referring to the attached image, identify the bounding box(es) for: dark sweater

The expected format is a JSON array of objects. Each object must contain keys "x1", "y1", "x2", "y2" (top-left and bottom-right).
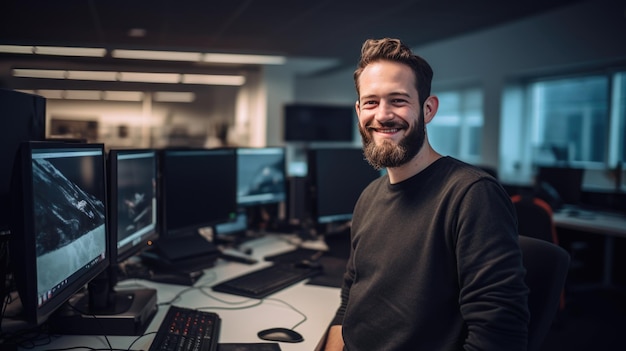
[{"x1": 331, "y1": 157, "x2": 529, "y2": 351}]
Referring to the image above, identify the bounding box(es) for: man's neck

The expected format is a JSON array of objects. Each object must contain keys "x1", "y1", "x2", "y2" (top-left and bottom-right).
[{"x1": 386, "y1": 145, "x2": 442, "y2": 184}]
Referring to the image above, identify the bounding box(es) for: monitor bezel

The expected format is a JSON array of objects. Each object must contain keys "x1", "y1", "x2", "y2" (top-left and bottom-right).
[
  {"x1": 107, "y1": 148, "x2": 159, "y2": 263},
  {"x1": 307, "y1": 147, "x2": 381, "y2": 225},
  {"x1": 159, "y1": 148, "x2": 238, "y2": 240},
  {"x1": 9, "y1": 141, "x2": 110, "y2": 326}
]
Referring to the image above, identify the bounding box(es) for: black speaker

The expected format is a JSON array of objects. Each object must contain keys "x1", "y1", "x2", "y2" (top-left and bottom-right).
[{"x1": 287, "y1": 176, "x2": 309, "y2": 224}]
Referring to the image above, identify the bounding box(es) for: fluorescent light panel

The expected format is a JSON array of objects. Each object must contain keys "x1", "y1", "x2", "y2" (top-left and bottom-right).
[
  {"x1": 112, "y1": 49, "x2": 285, "y2": 65},
  {"x1": 153, "y1": 92, "x2": 195, "y2": 102},
  {"x1": 16, "y1": 90, "x2": 184, "y2": 102},
  {"x1": 13, "y1": 68, "x2": 245, "y2": 86},
  {"x1": 112, "y1": 49, "x2": 202, "y2": 62},
  {"x1": 1, "y1": 45, "x2": 285, "y2": 65},
  {"x1": 202, "y1": 53, "x2": 286, "y2": 65},
  {"x1": 0, "y1": 45, "x2": 106, "y2": 57}
]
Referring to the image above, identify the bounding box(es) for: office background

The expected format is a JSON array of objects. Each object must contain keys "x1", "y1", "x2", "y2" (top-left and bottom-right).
[
  {"x1": 2, "y1": 1, "x2": 626, "y2": 349},
  {"x1": 1, "y1": 0, "x2": 624, "y2": 189}
]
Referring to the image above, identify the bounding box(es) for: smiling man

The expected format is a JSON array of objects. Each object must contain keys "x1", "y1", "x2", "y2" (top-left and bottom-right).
[{"x1": 318, "y1": 38, "x2": 529, "y2": 351}]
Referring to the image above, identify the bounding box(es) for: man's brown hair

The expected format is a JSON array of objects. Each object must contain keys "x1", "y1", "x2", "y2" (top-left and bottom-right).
[{"x1": 354, "y1": 38, "x2": 433, "y2": 107}]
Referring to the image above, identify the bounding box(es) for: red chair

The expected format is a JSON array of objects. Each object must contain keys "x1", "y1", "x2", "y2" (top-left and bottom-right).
[
  {"x1": 511, "y1": 193, "x2": 565, "y2": 310},
  {"x1": 511, "y1": 194, "x2": 559, "y2": 245}
]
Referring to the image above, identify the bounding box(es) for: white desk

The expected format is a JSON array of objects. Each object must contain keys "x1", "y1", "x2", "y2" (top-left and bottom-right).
[
  {"x1": 18, "y1": 235, "x2": 340, "y2": 351},
  {"x1": 553, "y1": 209, "x2": 626, "y2": 287}
]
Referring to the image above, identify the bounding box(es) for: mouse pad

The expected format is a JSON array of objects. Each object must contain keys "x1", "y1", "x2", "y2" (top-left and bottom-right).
[{"x1": 218, "y1": 343, "x2": 281, "y2": 351}]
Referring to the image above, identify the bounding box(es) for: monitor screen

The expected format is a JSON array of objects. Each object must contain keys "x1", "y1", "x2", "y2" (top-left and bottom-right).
[
  {"x1": 108, "y1": 149, "x2": 158, "y2": 262},
  {"x1": 0, "y1": 89, "x2": 46, "y2": 233},
  {"x1": 536, "y1": 166, "x2": 585, "y2": 206},
  {"x1": 237, "y1": 147, "x2": 286, "y2": 207},
  {"x1": 160, "y1": 148, "x2": 238, "y2": 239},
  {"x1": 9, "y1": 142, "x2": 109, "y2": 326},
  {"x1": 284, "y1": 104, "x2": 355, "y2": 142},
  {"x1": 307, "y1": 147, "x2": 381, "y2": 224}
]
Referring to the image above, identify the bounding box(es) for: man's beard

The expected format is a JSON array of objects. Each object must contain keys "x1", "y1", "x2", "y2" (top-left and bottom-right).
[{"x1": 359, "y1": 112, "x2": 426, "y2": 170}]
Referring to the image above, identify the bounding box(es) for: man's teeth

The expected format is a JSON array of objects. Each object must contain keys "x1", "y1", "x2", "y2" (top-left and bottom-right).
[{"x1": 379, "y1": 128, "x2": 398, "y2": 133}]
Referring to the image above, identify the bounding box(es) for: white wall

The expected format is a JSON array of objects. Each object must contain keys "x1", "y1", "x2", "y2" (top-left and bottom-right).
[{"x1": 293, "y1": 0, "x2": 626, "y2": 170}]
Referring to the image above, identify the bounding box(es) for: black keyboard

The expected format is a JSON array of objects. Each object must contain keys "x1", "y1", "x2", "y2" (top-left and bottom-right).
[
  {"x1": 212, "y1": 263, "x2": 322, "y2": 299},
  {"x1": 149, "y1": 305, "x2": 220, "y2": 351}
]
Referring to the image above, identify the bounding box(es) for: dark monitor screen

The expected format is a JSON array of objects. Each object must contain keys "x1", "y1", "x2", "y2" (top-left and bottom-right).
[
  {"x1": 0, "y1": 89, "x2": 46, "y2": 233},
  {"x1": 160, "y1": 148, "x2": 237, "y2": 239},
  {"x1": 536, "y1": 166, "x2": 585, "y2": 206},
  {"x1": 284, "y1": 104, "x2": 355, "y2": 142},
  {"x1": 308, "y1": 147, "x2": 381, "y2": 224},
  {"x1": 108, "y1": 149, "x2": 158, "y2": 262},
  {"x1": 237, "y1": 147, "x2": 286, "y2": 207},
  {"x1": 9, "y1": 142, "x2": 109, "y2": 326}
]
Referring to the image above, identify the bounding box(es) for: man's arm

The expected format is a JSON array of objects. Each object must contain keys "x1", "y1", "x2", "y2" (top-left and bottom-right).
[{"x1": 323, "y1": 325, "x2": 344, "y2": 351}]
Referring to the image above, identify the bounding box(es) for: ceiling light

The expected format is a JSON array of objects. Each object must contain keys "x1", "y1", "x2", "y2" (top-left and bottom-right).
[
  {"x1": 0, "y1": 45, "x2": 34, "y2": 54},
  {"x1": 119, "y1": 72, "x2": 180, "y2": 84},
  {"x1": 12, "y1": 68, "x2": 246, "y2": 86},
  {"x1": 153, "y1": 92, "x2": 196, "y2": 102},
  {"x1": 0, "y1": 45, "x2": 106, "y2": 57},
  {"x1": 112, "y1": 49, "x2": 285, "y2": 65},
  {"x1": 112, "y1": 49, "x2": 202, "y2": 62},
  {"x1": 69, "y1": 70, "x2": 118, "y2": 81},
  {"x1": 182, "y1": 74, "x2": 245, "y2": 86},
  {"x1": 104, "y1": 91, "x2": 144, "y2": 101},
  {"x1": 13, "y1": 69, "x2": 66, "y2": 79},
  {"x1": 128, "y1": 28, "x2": 147, "y2": 38},
  {"x1": 18, "y1": 90, "x2": 150, "y2": 102},
  {"x1": 202, "y1": 53, "x2": 286, "y2": 65}
]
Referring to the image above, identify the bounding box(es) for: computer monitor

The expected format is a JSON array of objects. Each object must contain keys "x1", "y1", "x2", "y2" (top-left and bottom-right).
[
  {"x1": 108, "y1": 149, "x2": 158, "y2": 263},
  {"x1": 536, "y1": 166, "x2": 585, "y2": 207},
  {"x1": 237, "y1": 147, "x2": 286, "y2": 207},
  {"x1": 9, "y1": 142, "x2": 109, "y2": 327},
  {"x1": 154, "y1": 148, "x2": 237, "y2": 269},
  {"x1": 307, "y1": 147, "x2": 381, "y2": 229},
  {"x1": 283, "y1": 104, "x2": 355, "y2": 142}
]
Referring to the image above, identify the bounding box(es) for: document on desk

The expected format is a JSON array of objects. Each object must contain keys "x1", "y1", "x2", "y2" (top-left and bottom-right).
[{"x1": 218, "y1": 343, "x2": 281, "y2": 351}]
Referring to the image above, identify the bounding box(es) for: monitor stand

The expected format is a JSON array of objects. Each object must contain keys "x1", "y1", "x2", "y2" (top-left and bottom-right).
[
  {"x1": 141, "y1": 232, "x2": 220, "y2": 273},
  {"x1": 49, "y1": 279, "x2": 157, "y2": 336}
]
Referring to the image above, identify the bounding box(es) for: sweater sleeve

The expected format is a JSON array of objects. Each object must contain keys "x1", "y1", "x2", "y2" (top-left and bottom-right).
[
  {"x1": 456, "y1": 179, "x2": 530, "y2": 351},
  {"x1": 330, "y1": 246, "x2": 355, "y2": 326}
]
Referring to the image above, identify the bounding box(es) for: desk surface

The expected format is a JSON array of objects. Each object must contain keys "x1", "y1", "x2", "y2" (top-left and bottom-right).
[
  {"x1": 17, "y1": 235, "x2": 340, "y2": 351},
  {"x1": 553, "y1": 208, "x2": 626, "y2": 238}
]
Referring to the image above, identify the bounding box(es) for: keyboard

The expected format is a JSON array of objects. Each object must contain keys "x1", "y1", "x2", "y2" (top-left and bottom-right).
[
  {"x1": 212, "y1": 263, "x2": 322, "y2": 299},
  {"x1": 149, "y1": 305, "x2": 220, "y2": 351},
  {"x1": 264, "y1": 247, "x2": 325, "y2": 263}
]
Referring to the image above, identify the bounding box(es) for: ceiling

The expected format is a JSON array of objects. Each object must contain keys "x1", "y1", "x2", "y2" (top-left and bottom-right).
[{"x1": 0, "y1": 0, "x2": 585, "y2": 89}]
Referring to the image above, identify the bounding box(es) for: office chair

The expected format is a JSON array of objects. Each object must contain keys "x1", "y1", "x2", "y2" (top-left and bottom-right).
[
  {"x1": 519, "y1": 235, "x2": 570, "y2": 351},
  {"x1": 511, "y1": 193, "x2": 558, "y2": 244}
]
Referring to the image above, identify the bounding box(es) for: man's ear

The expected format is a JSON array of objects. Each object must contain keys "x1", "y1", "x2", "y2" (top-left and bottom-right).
[
  {"x1": 355, "y1": 100, "x2": 361, "y2": 118},
  {"x1": 423, "y1": 95, "x2": 439, "y2": 124}
]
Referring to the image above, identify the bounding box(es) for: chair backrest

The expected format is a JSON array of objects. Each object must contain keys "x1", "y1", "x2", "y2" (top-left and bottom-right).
[
  {"x1": 519, "y1": 235, "x2": 570, "y2": 351},
  {"x1": 512, "y1": 194, "x2": 559, "y2": 245}
]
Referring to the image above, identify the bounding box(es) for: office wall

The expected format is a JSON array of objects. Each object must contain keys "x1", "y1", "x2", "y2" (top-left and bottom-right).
[
  {"x1": 45, "y1": 88, "x2": 238, "y2": 149},
  {"x1": 293, "y1": 0, "x2": 626, "y2": 169}
]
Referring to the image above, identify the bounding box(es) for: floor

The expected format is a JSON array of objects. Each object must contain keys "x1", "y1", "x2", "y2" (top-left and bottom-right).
[{"x1": 541, "y1": 288, "x2": 626, "y2": 350}]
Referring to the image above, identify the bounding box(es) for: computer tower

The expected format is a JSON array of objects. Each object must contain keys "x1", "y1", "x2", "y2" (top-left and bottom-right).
[{"x1": 0, "y1": 89, "x2": 46, "y2": 234}]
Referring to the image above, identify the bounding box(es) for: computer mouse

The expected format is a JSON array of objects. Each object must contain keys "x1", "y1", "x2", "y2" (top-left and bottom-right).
[{"x1": 257, "y1": 327, "x2": 304, "y2": 343}]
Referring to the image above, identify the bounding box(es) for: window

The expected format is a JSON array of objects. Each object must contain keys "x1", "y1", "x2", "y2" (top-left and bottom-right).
[
  {"x1": 429, "y1": 88, "x2": 483, "y2": 164},
  {"x1": 530, "y1": 76, "x2": 609, "y2": 165},
  {"x1": 614, "y1": 73, "x2": 626, "y2": 165},
  {"x1": 501, "y1": 70, "x2": 626, "y2": 191}
]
